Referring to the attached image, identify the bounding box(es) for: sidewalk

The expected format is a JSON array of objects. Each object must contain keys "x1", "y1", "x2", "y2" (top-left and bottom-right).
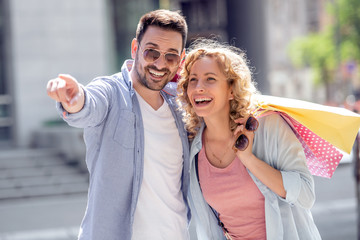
[
  {"x1": 0, "y1": 193, "x2": 198, "y2": 240},
  {"x1": 0, "y1": 194, "x2": 87, "y2": 240},
  {"x1": 0, "y1": 163, "x2": 357, "y2": 240}
]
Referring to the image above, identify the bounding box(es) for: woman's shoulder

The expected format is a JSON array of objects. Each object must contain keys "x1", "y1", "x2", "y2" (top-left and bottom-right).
[
  {"x1": 257, "y1": 112, "x2": 287, "y2": 130},
  {"x1": 255, "y1": 112, "x2": 299, "y2": 145}
]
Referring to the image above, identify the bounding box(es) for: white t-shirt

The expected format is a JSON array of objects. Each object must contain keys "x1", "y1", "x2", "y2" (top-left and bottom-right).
[{"x1": 132, "y1": 91, "x2": 189, "y2": 240}]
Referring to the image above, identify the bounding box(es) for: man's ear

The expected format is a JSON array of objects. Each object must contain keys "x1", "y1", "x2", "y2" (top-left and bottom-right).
[
  {"x1": 131, "y1": 38, "x2": 138, "y2": 59},
  {"x1": 180, "y1": 48, "x2": 185, "y2": 59},
  {"x1": 177, "y1": 49, "x2": 186, "y2": 73},
  {"x1": 180, "y1": 49, "x2": 186, "y2": 62}
]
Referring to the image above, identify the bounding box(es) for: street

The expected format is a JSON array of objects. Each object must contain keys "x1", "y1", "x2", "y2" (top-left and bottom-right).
[
  {"x1": 312, "y1": 162, "x2": 358, "y2": 240},
  {"x1": 0, "y1": 163, "x2": 358, "y2": 240}
]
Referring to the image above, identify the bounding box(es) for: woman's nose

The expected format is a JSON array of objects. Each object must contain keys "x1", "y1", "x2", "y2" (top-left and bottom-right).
[{"x1": 194, "y1": 80, "x2": 205, "y2": 92}]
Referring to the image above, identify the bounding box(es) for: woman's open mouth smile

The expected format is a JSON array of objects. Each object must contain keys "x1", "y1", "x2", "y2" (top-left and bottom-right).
[{"x1": 194, "y1": 96, "x2": 213, "y2": 106}]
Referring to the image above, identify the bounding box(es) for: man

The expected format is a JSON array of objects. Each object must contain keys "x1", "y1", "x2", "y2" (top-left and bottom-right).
[{"x1": 47, "y1": 9, "x2": 190, "y2": 239}]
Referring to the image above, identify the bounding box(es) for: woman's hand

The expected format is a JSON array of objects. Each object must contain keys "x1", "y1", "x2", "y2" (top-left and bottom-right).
[{"x1": 233, "y1": 116, "x2": 256, "y2": 163}]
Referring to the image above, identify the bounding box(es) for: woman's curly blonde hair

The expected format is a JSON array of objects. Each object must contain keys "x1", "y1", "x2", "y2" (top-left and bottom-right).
[{"x1": 176, "y1": 38, "x2": 259, "y2": 139}]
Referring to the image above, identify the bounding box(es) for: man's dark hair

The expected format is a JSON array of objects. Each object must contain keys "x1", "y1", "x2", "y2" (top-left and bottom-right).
[{"x1": 136, "y1": 9, "x2": 188, "y2": 49}]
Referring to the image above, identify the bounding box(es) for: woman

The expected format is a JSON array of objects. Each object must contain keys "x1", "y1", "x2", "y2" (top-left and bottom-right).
[{"x1": 177, "y1": 39, "x2": 321, "y2": 240}]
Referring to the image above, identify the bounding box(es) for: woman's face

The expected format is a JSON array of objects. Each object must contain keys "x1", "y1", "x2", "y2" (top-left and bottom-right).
[{"x1": 186, "y1": 56, "x2": 233, "y2": 119}]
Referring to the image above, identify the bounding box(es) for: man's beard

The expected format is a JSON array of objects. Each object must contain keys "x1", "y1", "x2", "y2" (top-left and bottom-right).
[{"x1": 134, "y1": 53, "x2": 175, "y2": 91}]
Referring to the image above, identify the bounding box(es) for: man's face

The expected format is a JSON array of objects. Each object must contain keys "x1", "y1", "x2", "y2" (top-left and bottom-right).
[{"x1": 132, "y1": 26, "x2": 184, "y2": 91}]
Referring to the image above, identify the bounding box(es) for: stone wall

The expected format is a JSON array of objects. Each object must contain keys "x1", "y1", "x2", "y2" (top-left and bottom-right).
[{"x1": 9, "y1": 0, "x2": 114, "y2": 147}]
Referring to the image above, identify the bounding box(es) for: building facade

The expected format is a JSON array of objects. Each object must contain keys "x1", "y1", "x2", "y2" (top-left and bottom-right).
[
  {"x1": 174, "y1": 0, "x2": 323, "y2": 100},
  {"x1": 0, "y1": 0, "x2": 160, "y2": 148},
  {"x1": 0, "y1": 0, "x2": 323, "y2": 148}
]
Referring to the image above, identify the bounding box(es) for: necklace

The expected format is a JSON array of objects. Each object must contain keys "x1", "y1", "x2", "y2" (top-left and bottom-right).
[{"x1": 205, "y1": 130, "x2": 233, "y2": 164}]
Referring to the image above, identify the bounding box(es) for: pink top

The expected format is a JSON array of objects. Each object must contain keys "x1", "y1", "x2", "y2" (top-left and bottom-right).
[{"x1": 198, "y1": 142, "x2": 266, "y2": 240}]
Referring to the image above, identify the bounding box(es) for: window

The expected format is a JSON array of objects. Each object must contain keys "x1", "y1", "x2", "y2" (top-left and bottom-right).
[
  {"x1": 180, "y1": 0, "x2": 227, "y2": 42},
  {"x1": 108, "y1": 0, "x2": 159, "y2": 68},
  {"x1": 0, "y1": 0, "x2": 13, "y2": 147}
]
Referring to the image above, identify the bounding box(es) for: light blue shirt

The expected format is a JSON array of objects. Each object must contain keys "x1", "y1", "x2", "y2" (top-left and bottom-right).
[
  {"x1": 57, "y1": 60, "x2": 191, "y2": 240},
  {"x1": 188, "y1": 114, "x2": 322, "y2": 240}
]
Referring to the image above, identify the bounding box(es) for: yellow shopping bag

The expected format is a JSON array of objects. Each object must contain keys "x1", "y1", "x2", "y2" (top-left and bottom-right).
[
  {"x1": 255, "y1": 95, "x2": 360, "y2": 178},
  {"x1": 257, "y1": 95, "x2": 360, "y2": 154}
]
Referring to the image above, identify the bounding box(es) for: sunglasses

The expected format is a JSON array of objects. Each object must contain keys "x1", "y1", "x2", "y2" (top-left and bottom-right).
[
  {"x1": 138, "y1": 43, "x2": 181, "y2": 67},
  {"x1": 233, "y1": 115, "x2": 259, "y2": 151}
]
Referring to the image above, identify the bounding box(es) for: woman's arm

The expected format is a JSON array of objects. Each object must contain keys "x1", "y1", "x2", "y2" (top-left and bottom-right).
[{"x1": 236, "y1": 114, "x2": 315, "y2": 208}]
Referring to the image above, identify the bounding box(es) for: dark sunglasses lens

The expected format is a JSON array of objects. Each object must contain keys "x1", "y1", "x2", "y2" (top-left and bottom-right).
[
  {"x1": 235, "y1": 134, "x2": 249, "y2": 151},
  {"x1": 165, "y1": 53, "x2": 180, "y2": 66},
  {"x1": 246, "y1": 116, "x2": 259, "y2": 131},
  {"x1": 143, "y1": 49, "x2": 160, "y2": 62},
  {"x1": 143, "y1": 49, "x2": 180, "y2": 66}
]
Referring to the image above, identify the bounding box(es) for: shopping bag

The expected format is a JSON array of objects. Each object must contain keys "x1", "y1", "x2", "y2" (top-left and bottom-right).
[{"x1": 255, "y1": 95, "x2": 360, "y2": 178}]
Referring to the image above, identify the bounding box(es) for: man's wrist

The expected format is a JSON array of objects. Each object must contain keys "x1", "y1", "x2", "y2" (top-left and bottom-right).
[{"x1": 62, "y1": 86, "x2": 85, "y2": 114}]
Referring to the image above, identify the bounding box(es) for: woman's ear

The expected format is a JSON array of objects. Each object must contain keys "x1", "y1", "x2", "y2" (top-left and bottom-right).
[
  {"x1": 131, "y1": 38, "x2": 138, "y2": 59},
  {"x1": 229, "y1": 87, "x2": 234, "y2": 100}
]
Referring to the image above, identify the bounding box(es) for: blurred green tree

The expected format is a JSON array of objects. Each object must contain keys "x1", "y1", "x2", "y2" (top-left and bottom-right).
[
  {"x1": 288, "y1": 0, "x2": 360, "y2": 102},
  {"x1": 288, "y1": 31, "x2": 336, "y2": 101},
  {"x1": 336, "y1": 0, "x2": 360, "y2": 62}
]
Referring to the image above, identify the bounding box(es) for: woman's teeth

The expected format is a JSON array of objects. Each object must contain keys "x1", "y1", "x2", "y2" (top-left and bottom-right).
[{"x1": 194, "y1": 97, "x2": 212, "y2": 104}]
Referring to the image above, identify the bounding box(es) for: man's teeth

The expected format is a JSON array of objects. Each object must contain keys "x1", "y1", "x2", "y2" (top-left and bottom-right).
[
  {"x1": 149, "y1": 69, "x2": 165, "y2": 77},
  {"x1": 195, "y1": 97, "x2": 212, "y2": 103}
]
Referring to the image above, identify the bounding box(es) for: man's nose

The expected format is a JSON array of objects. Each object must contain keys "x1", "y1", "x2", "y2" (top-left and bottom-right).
[{"x1": 153, "y1": 54, "x2": 167, "y2": 69}]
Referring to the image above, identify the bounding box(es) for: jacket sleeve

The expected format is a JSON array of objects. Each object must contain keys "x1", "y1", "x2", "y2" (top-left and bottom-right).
[
  {"x1": 56, "y1": 77, "x2": 115, "y2": 128},
  {"x1": 255, "y1": 114, "x2": 316, "y2": 209}
]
